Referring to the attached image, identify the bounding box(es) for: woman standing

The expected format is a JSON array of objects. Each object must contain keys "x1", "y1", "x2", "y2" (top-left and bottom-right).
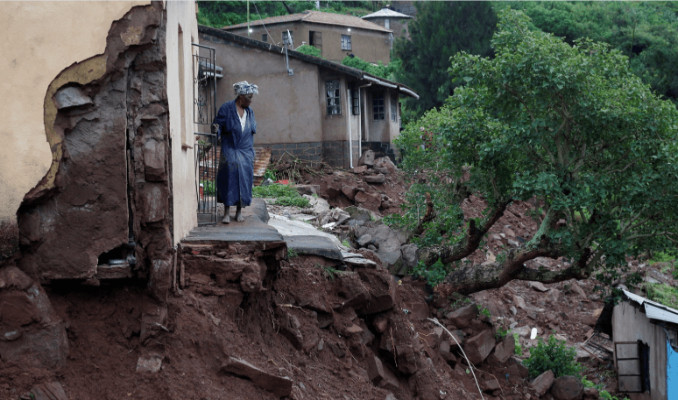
[{"x1": 212, "y1": 81, "x2": 258, "y2": 224}]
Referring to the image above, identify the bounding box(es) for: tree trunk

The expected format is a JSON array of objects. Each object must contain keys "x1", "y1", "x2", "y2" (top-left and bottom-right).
[{"x1": 444, "y1": 243, "x2": 562, "y2": 294}]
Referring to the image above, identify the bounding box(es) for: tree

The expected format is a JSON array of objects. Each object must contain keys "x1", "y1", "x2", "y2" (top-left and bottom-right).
[
  {"x1": 505, "y1": 2, "x2": 678, "y2": 103},
  {"x1": 394, "y1": 2, "x2": 497, "y2": 119},
  {"x1": 392, "y1": 10, "x2": 678, "y2": 294}
]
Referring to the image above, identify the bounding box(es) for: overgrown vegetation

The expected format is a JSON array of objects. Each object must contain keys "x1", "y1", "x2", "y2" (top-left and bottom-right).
[
  {"x1": 523, "y1": 335, "x2": 582, "y2": 379},
  {"x1": 392, "y1": 9, "x2": 678, "y2": 293},
  {"x1": 644, "y1": 282, "x2": 678, "y2": 309},
  {"x1": 341, "y1": 55, "x2": 399, "y2": 80},
  {"x1": 253, "y1": 183, "x2": 310, "y2": 208}
]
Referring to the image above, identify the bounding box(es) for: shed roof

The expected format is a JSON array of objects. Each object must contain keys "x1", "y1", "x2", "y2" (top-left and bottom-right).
[
  {"x1": 198, "y1": 25, "x2": 418, "y2": 99},
  {"x1": 223, "y1": 10, "x2": 391, "y2": 33},
  {"x1": 623, "y1": 289, "x2": 678, "y2": 325},
  {"x1": 362, "y1": 8, "x2": 412, "y2": 20}
]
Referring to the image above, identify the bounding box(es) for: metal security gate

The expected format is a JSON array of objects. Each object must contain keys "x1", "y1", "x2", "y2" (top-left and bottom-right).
[{"x1": 192, "y1": 44, "x2": 221, "y2": 226}]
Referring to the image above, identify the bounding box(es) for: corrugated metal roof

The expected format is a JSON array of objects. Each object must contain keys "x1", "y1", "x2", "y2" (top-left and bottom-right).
[
  {"x1": 623, "y1": 289, "x2": 678, "y2": 325},
  {"x1": 362, "y1": 8, "x2": 412, "y2": 20},
  {"x1": 223, "y1": 10, "x2": 391, "y2": 33}
]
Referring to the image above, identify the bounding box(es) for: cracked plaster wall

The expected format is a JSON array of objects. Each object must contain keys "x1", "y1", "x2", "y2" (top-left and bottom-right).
[{"x1": 0, "y1": 1, "x2": 150, "y2": 226}]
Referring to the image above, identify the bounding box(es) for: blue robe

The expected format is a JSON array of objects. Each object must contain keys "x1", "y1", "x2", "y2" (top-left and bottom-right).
[{"x1": 213, "y1": 100, "x2": 256, "y2": 207}]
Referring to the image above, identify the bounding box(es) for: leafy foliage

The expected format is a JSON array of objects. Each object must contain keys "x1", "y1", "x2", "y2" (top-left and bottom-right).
[
  {"x1": 393, "y1": 2, "x2": 497, "y2": 119},
  {"x1": 341, "y1": 55, "x2": 398, "y2": 80},
  {"x1": 295, "y1": 44, "x2": 322, "y2": 58},
  {"x1": 644, "y1": 282, "x2": 678, "y2": 309},
  {"x1": 395, "y1": 9, "x2": 678, "y2": 294},
  {"x1": 523, "y1": 335, "x2": 582, "y2": 379},
  {"x1": 503, "y1": 2, "x2": 678, "y2": 104}
]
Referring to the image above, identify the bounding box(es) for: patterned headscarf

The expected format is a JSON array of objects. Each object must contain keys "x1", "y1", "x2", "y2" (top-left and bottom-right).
[{"x1": 233, "y1": 81, "x2": 259, "y2": 96}]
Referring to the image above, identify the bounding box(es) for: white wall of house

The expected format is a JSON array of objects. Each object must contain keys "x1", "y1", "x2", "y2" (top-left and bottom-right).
[{"x1": 166, "y1": 0, "x2": 199, "y2": 243}]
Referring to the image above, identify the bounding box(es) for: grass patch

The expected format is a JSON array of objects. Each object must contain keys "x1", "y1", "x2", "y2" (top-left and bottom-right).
[
  {"x1": 644, "y1": 282, "x2": 678, "y2": 309},
  {"x1": 253, "y1": 183, "x2": 310, "y2": 208}
]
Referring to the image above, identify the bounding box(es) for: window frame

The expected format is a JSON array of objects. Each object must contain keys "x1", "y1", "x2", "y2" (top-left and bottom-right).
[
  {"x1": 341, "y1": 34, "x2": 352, "y2": 51},
  {"x1": 326, "y1": 80, "x2": 342, "y2": 116},
  {"x1": 372, "y1": 92, "x2": 385, "y2": 120}
]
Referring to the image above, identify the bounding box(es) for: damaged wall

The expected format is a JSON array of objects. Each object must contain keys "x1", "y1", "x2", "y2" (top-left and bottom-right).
[
  {"x1": 6, "y1": 2, "x2": 190, "y2": 295},
  {"x1": 0, "y1": 1, "x2": 150, "y2": 259}
]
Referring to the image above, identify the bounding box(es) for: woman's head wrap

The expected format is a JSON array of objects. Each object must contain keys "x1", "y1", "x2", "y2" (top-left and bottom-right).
[{"x1": 233, "y1": 81, "x2": 259, "y2": 96}]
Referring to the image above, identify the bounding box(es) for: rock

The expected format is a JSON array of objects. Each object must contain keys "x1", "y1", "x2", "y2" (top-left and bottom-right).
[
  {"x1": 531, "y1": 370, "x2": 555, "y2": 397},
  {"x1": 357, "y1": 269, "x2": 396, "y2": 315},
  {"x1": 354, "y1": 191, "x2": 382, "y2": 212},
  {"x1": 54, "y1": 86, "x2": 93, "y2": 110},
  {"x1": 353, "y1": 165, "x2": 368, "y2": 174},
  {"x1": 569, "y1": 281, "x2": 587, "y2": 298},
  {"x1": 512, "y1": 325, "x2": 531, "y2": 337},
  {"x1": 445, "y1": 304, "x2": 478, "y2": 328},
  {"x1": 509, "y1": 305, "x2": 518, "y2": 315},
  {"x1": 305, "y1": 195, "x2": 331, "y2": 216},
  {"x1": 136, "y1": 354, "x2": 163, "y2": 373},
  {"x1": 341, "y1": 184, "x2": 358, "y2": 201},
  {"x1": 512, "y1": 294, "x2": 527, "y2": 310},
  {"x1": 529, "y1": 281, "x2": 549, "y2": 292},
  {"x1": 403, "y1": 300, "x2": 429, "y2": 321},
  {"x1": 464, "y1": 329, "x2": 495, "y2": 365},
  {"x1": 221, "y1": 356, "x2": 293, "y2": 397},
  {"x1": 364, "y1": 174, "x2": 386, "y2": 184},
  {"x1": 359, "y1": 149, "x2": 376, "y2": 166},
  {"x1": 357, "y1": 234, "x2": 373, "y2": 247},
  {"x1": 489, "y1": 333, "x2": 515, "y2": 364},
  {"x1": 374, "y1": 157, "x2": 397, "y2": 174},
  {"x1": 480, "y1": 375, "x2": 501, "y2": 392},
  {"x1": 345, "y1": 206, "x2": 374, "y2": 226},
  {"x1": 367, "y1": 355, "x2": 400, "y2": 392},
  {"x1": 336, "y1": 272, "x2": 370, "y2": 310},
  {"x1": 294, "y1": 184, "x2": 319, "y2": 196},
  {"x1": 547, "y1": 288, "x2": 561, "y2": 303},
  {"x1": 400, "y1": 243, "x2": 419, "y2": 271},
  {"x1": 551, "y1": 376, "x2": 584, "y2": 400},
  {"x1": 0, "y1": 267, "x2": 68, "y2": 370},
  {"x1": 583, "y1": 387, "x2": 599, "y2": 399},
  {"x1": 29, "y1": 381, "x2": 68, "y2": 400},
  {"x1": 373, "y1": 314, "x2": 389, "y2": 333}
]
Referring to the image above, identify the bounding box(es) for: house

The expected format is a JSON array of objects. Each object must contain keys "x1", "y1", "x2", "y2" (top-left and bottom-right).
[
  {"x1": 611, "y1": 289, "x2": 678, "y2": 399},
  {"x1": 362, "y1": 7, "x2": 413, "y2": 45},
  {"x1": 222, "y1": 10, "x2": 392, "y2": 65},
  {"x1": 198, "y1": 26, "x2": 418, "y2": 169},
  {"x1": 0, "y1": 1, "x2": 199, "y2": 288}
]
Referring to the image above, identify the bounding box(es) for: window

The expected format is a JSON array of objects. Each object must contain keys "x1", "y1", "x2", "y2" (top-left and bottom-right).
[
  {"x1": 373, "y1": 92, "x2": 384, "y2": 120},
  {"x1": 390, "y1": 94, "x2": 397, "y2": 121},
  {"x1": 282, "y1": 30, "x2": 293, "y2": 46},
  {"x1": 309, "y1": 31, "x2": 322, "y2": 50},
  {"x1": 341, "y1": 34, "x2": 352, "y2": 51},
  {"x1": 351, "y1": 87, "x2": 360, "y2": 115},
  {"x1": 262, "y1": 33, "x2": 268, "y2": 42},
  {"x1": 384, "y1": 18, "x2": 390, "y2": 29},
  {"x1": 326, "y1": 80, "x2": 341, "y2": 115}
]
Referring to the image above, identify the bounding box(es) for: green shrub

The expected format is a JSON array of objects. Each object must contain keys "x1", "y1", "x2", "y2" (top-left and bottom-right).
[
  {"x1": 296, "y1": 44, "x2": 322, "y2": 58},
  {"x1": 253, "y1": 183, "x2": 310, "y2": 208},
  {"x1": 203, "y1": 180, "x2": 216, "y2": 196},
  {"x1": 523, "y1": 335, "x2": 582, "y2": 379}
]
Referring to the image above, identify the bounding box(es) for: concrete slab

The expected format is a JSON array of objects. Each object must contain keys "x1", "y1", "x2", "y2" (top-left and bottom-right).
[
  {"x1": 183, "y1": 199, "x2": 283, "y2": 243},
  {"x1": 285, "y1": 235, "x2": 343, "y2": 260}
]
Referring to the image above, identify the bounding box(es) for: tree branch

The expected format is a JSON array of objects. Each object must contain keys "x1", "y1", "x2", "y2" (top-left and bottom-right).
[{"x1": 421, "y1": 200, "x2": 511, "y2": 266}]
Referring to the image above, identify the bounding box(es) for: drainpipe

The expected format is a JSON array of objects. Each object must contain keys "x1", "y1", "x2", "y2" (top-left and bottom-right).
[{"x1": 345, "y1": 86, "x2": 353, "y2": 168}]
